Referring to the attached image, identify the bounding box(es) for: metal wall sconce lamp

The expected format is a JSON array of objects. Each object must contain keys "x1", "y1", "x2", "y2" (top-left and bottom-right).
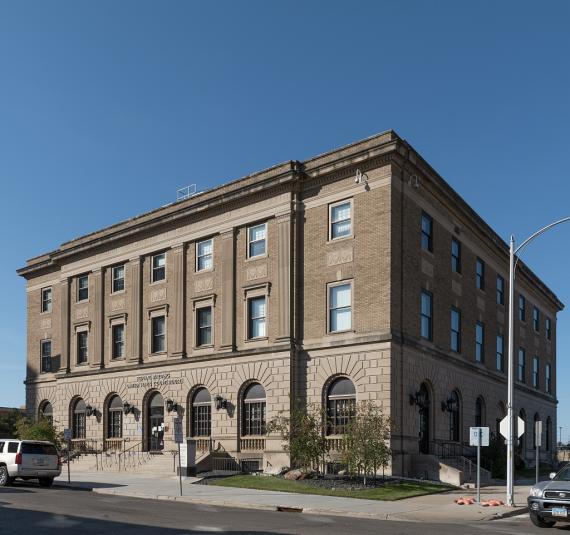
[
  {"x1": 214, "y1": 395, "x2": 228, "y2": 410},
  {"x1": 86, "y1": 405, "x2": 96, "y2": 417},
  {"x1": 166, "y1": 399, "x2": 180, "y2": 413},
  {"x1": 123, "y1": 401, "x2": 135, "y2": 415},
  {"x1": 441, "y1": 398, "x2": 456, "y2": 413}
]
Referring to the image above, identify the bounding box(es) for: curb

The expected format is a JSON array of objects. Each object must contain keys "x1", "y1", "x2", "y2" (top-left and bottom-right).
[{"x1": 487, "y1": 506, "x2": 528, "y2": 521}]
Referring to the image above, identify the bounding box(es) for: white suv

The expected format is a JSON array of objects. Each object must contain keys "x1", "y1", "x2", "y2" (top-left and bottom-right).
[{"x1": 0, "y1": 440, "x2": 62, "y2": 487}]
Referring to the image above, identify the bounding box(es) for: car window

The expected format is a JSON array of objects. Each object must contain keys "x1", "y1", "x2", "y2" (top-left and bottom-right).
[
  {"x1": 0, "y1": 441, "x2": 4, "y2": 453},
  {"x1": 554, "y1": 467, "x2": 570, "y2": 481},
  {"x1": 21, "y1": 443, "x2": 57, "y2": 455},
  {"x1": 7, "y1": 442, "x2": 18, "y2": 453}
]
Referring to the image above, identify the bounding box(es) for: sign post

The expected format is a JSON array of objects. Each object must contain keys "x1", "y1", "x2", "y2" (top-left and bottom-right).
[
  {"x1": 535, "y1": 420, "x2": 542, "y2": 485},
  {"x1": 63, "y1": 428, "x2": 72, "y2": 484},
  {"x1": 173, "y1": 417, "x2": 184, "y2": 496},
  {"x1": 470, "y1": 427, "x2": 489, "y2": 504},
  {"x1": 500, "y1": 416, "x2": 525, "y2": 505}
]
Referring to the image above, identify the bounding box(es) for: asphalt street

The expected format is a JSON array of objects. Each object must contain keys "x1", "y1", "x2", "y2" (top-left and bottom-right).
[{"x1": 0, "y1": 482, "x2": 562, "y2": 535}]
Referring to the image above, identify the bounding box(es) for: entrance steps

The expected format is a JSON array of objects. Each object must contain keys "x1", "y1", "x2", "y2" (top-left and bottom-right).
[{"x1": 410, "y1": 454, "x2": 493, "y2": 486}]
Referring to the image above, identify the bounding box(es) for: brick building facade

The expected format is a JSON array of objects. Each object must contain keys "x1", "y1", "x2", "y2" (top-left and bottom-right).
[{"x1": 18, "y1": 131, "x2": 562, "y2": 476}]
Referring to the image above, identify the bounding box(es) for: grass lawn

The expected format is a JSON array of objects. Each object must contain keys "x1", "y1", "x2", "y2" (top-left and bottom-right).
[{"x1": 209, "y1": 475, "x2": 454, "y2": 501}]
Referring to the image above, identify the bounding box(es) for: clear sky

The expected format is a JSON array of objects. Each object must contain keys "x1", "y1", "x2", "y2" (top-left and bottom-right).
[{"x1": 1, "y1": 1, "x2": 569, "y2": 439}]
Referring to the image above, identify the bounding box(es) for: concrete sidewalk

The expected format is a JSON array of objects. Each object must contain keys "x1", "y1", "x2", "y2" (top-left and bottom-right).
[{"x1": 55, "y1": 470, "x2": 530, "y2": 523}]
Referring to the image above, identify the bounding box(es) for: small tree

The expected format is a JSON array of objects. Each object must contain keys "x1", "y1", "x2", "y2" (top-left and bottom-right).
[
  {"x1": 0, "y1": 410, "x2": 20, "y2": 438},
  {"x1": 341, "y1": 401, "x2": 391, "y2": 485},
  {"x1": 15, "y1": 417, "x2": 64, "y2": 449},
  {"x1": 269, "y1": 404, "x2": 329, "y2": 473}
]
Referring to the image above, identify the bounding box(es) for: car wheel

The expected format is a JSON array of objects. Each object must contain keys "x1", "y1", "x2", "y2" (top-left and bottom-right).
[
  {"x1": 38, "y1": 477, "x2": 54, "y2": 488},
  {"x1": 0, "y1": 466, "x2": 10, "y2": 487},
  {"x1": 530, "y1": 512, "x2": 555, "y2": 528}
]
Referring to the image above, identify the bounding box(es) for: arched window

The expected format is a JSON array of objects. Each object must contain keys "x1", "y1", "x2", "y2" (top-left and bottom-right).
[
  {"x1": 546, "y1": 417, "x2": 552, "y2": 452},
  {"x1": 107, "y1": 395, "x2": 123, "y2": 439},
  {"x1": 148, "y1": 392, "x2": 165, "y2": 451},
  {"x1": 533, "y1": 413, "x2": 540, "y2": 451},
  {"x1": 475, "y1": 397, "x2": 485, "y2": 427},
  {"x1": 449, "y1": 391, "x2": 461, "y2": 442},
  {"x1": 242, "y1": 383, "x2": 266, "y2": 436},
  {"x1": 39, "y1": 401, "x2": 53, "y2": 423},
  {"x1": 519, "y1": 409, "x2": 526, "y2": 451},
  {"x1": 191, "y1": 388, "x2": 211, "y2": 437},
  {"x1": 72, "y1": 398, "x2": 86, "y2": 439},
  {"x1": 326, "y1": 377, "x2": 356, "y2": 435}
]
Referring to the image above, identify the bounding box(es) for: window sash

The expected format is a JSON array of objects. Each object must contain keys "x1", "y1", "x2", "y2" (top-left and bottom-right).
[
  {"x1": 546, "y1": 318, "x2": 552, "y2": 340},
  {"x1": 421, "y1": 213, "x2": 433, "y2": 251},
  {"x1": 112, "y1": 266, "x2": 125, "y2": 293},
  {"x1": 107, "y1": 410, "x2": 123, "y2": 438},
  {"x1": 476, "y1": 259, "x2": 485, "y2": 290},
  {"x1": 41, "y1": 340, "x2": 52, "y2": 373},
  {"x1": 546, "y1": 364, "x2": 552, "y2": 393},
  {"x1": 496, "y1": 335, "x2": 504, "y2": 372},
  {"x1": 41, "y1": 288, "x2": 52, "y2": 312},
  {"x1": 329, "y1": 284, "x2": 352, "y2": 332},
  {"x1": 475, "y1": 323, "x2": 484, "y2": 362},
  {"x1": 496, "y1": 276, "x2": 505, "y2": 305},
  {"x1": 519, "y1": 295, "x2": 526, "y2": 321},
  {"x1": 248, "y1": 297, "x2": 266, "y2": 339},
  {"x1": 196, "y1": 240, "x2": 213, "y2": 271},
  {"x1": 196, "y1": 307, "x2": 212, "y2": 346},
  {"x1": 151, "y1": 316, "x2": 166, "y2": 353},
  {"x1": 73, "y1": 412, "x2": 86, "y2": 439},
  {"x1": 420, "y1": 291, "x2": 432, "y2": 340},
  {"x1": 451, "y1": 239, "x2": 461, "y2": 273},
  {"x1": 77, "y1": 332, "x2": 88, "y2": 363},
  {"x1": 533, "y1": 307, "x2": 540, "y2": 331},
  {"x1": 248, "y1": 224, "x2": 266, "y2": 258},
  {"x1": 191, "y1": 404, "x2": 211, "y2": 437},
  {"x1": 112, "y1": 324, "x2": 125, "y2": 359},
  {"x1": 330, "y1": 202, "x2": 351, "y2": 239},
  {"x1": 77, "y1": 276, "x2": 89, "y2": 301},
  {"x1": 326, "y1": 397, "x2": 356, "y2": 435},
  {"x1": 243, "y1": 401, "x2": 266, "y2": 436},
  {"x1": 152, "y1": 254, "x2": 166, "y2": 282},
  {"x1": 532, "y1": 357, "x2": 540, "y2": 388},
  {"x1": 518, "y1": 349, "x2": 526, "y2": 382},
  {"x1": 451, "y1": 309, "x2": 461, "y2": 352}
]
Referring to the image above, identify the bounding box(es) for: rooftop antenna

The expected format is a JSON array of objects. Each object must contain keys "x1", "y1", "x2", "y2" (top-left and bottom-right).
[{"x1": 177, "y1": 184, "x2": 197, "y2": 202}]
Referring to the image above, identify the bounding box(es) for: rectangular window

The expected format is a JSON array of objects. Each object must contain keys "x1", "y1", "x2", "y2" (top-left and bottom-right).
[
  {"x1": 532, "y1": 356, "x2": 539, "y2": 389},
  {"x1": 329, "y1": 200, "x2": 352, "y2": 240},
  {"x1": 517, "y1": 348, "x2": 526, "y2": 382},
  {"x1": 496, "y1": 276, "x2": 505, "y2": 305},
  {"x1": 451, "y1": 238, "x2": 461, "y2": 273},
  {"x1": 519, "y1": 295, "x2": 526, "y2": 322},
  {"x1": 77, "y1": 275, "x2": 89, "y2": 302},
  {"x1": 112, "y1": 324, "x2": 125, "y2": 359},
  {"x1": 421, "y1": 212, "x2": 433, "y2": 252},
  {"x1": 420, "y1": 290, "x2": 433, "y2": 340},
  {"x1": 112, "y1": 265, "x2": 125, "y2": 293},
  {"x1": 546, "y1": 317, "x2": 552, "y2": 341},
  {"x1": 77, "y1": 331, "x2": 88, "y2": 364},
  {"x1": 546, "y1": 363, "x2": 552, "y2": 394},
  {"x1": 40, "y1": 340, "x2": 52, "y2": 373},
  {"x1": 475, "y1": 322, "x2": 485, "y2": 362},
  {"x1": 152, "y1": 253, "x2": 166, "y2": 282},
  {"x1": 248, "y1": 296, "x2": 267, "y2": 339},
  {"x1": 476, "y1": 258, "x2": 485, "y2": 290},
  {"x1": 450, "y1": 308, "x2": 461, "y2": 353},
  {"x1": 196, "y1": 239, "x2": 213, "y2": 272},
  {"x1": 196, "y1": 306, "x2": 213, "y2": 346},
  {"x1": 151, "y1": 316, "x2": 166, "y2": 353},
  {"x1": 533, "y1": 306, "x2": 540, "y2": 332},
  {"x1": 41, "y1": 287, "x2": 52, "y2": 313},
  {"x1": 247, "y1": 223, "x2": 267, "y2": 259},
  {"x1": 496, "y1": 334, "x2": 504, "y2": 372},
  {"x1": 328, "y1": 283, "x2": 352, "y2": 333}
]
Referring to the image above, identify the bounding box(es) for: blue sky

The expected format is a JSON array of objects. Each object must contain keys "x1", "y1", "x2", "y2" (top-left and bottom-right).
[{"x1": 1, "y1": 1, "x2": 569, "y2": 439}]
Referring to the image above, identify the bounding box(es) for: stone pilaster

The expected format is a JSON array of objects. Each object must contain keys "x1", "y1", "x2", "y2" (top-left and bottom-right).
[
  {"x1": 171, "y1": 244, "x2": 186, "y2": 358},
  {"x1": 129, "y1": 257, "x2": 143, "y2": 363},
  {"x1": 59, "y1": 278, "x2": 70, "y2": 372},
  {"x1": 276, "y1": 215, "x2": 291, "y2": 340},
  {"x1": 91, "y1": 268, "x2": 104, "y2": 367},
  {"x1": 220, "y1": 229, "x2": 235, "y2": 350}
]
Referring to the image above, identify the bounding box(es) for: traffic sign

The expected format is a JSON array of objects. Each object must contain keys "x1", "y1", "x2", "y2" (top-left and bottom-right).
[
  {"x1": 173, "y1": 417, "x2": 184, "y2": 444},
  {"x1": 470, "y1": 427, "x2": 489, "y2": 447},
  {"x1": 499, "y1": 415, "x2": 525, "y2": 439}
]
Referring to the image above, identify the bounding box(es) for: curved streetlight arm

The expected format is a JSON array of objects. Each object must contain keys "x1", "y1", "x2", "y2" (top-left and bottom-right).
[{"x1": 513, "y1": 216, "x2": 570, "y2": 272}]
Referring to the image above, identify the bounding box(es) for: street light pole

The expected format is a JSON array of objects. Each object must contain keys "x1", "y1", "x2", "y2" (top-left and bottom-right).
[{"x1": 506, "y1": 216, "x2": 570, "y2": 507}]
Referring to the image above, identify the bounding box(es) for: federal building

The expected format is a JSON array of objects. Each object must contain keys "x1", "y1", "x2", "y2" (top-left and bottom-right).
[{"x1": 18, "y1": 131, "x2": 561, "y2": 478}]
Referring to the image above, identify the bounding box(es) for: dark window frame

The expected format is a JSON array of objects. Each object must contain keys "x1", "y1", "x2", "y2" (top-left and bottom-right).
[
  {"x1": 151, "y1": 315, "x2": 166, "y2": 353},
  {"x1": 450, "y1": 307, "x2": 461, "y2": 353},
  {"x1": 476, "y1": 258, "x2": 485, "y2": 290},
  {"x1": 111, "y1": 323, "x2": 125, "y2": 359},
  {"x1": 41, "y1": 287, "x2": 52, "y2": 313},
  {"x1": 112, "y1": 265, "x2": 125, "y2": 293},
  {"x1": 420, "y1": 290, "x2": 433, "y2": 341},
  {"x1": 196, "y1": 306, "x2": 213, "y2": 347},
  {"x1": 40, "y1": 339, "x2": 52, "y2": 373},
  {"x1": 451, "y1": 238, "x2": 462, "y2": 273},
  {"x1": 77, "y1": 331, "x2": 88, "y2": 364},
  {"x1": 421, "y1": 212, "x2": 433, "y2": 252},
  {"x1": 496, "y1": 275, "x2": 505, "y2": 305},
  {"x1": 475, "y1": 322, "x2": 485, "y2": 362},
  {"x1": 77, "y1": 275, "x2": 89, "y2": 302}
]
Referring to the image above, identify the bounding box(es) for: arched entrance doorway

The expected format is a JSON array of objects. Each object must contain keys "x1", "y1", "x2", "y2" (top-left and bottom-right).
[
  {"x1": 417, "y1": 383, "x2": 430, "y2": 454},
  {"x1": 147, "y1": 392, "x2": 165, "y2": 451}
]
